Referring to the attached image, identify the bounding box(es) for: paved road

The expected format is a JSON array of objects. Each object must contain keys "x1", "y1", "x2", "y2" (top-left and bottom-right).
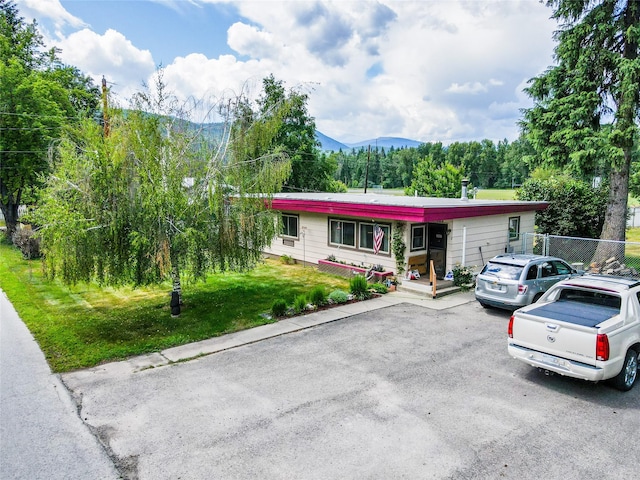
[
  {"x1": 0, "y1": 289, "x2": 119, "y2": 480},
  {"x1": 59, "y1": 297, "x2": 638, "y2": 480}
]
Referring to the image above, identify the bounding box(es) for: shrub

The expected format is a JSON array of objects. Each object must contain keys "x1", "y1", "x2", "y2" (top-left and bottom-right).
[
  {"x1": 308, "y1": 286, "x2": 327, "y2": 306},
  {"x1": 271, "y1": 299, "x2": 288, "y2": 317},
  {"x1": 280, "y1": 254, "x2": 295, "y2": 265},
  {"x1": 452, "y1": 264, "x2": 474, "y2": 287},
  {"x1": 328, "y1": 289, "x2": 349, "y2": 304},
  {"x1": 516, "y1": 174, "x2": 608, "y2": 238},
  {"x1": 293, "y1": 294, "x2": 308, "y2": 313},
  {"x1": 12, "y1": 228, "x2": 40, "y2": 259},
  {"x1": 369, "y1": 283, "x2": 388, "y2": 294},
  {"x1": 349, "y1": 274, "x2": 370, "y2": 300}
]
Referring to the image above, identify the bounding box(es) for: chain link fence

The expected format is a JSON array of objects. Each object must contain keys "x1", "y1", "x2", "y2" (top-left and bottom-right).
[
  {"x1": 628, "y1": 207, "x2": 640, "y2": 227},
  {"x1": 519, "y1": 233, "x2": 640, "y2": 277}
]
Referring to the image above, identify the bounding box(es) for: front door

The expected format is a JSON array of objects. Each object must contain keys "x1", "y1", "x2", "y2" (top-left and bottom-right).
[{"x1": 427, "y1": 223, "x2": 447, "y2": 279}]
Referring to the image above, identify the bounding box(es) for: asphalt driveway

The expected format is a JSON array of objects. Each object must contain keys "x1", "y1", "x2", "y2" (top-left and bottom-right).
[{"x1": 60, "y1": 299, "x2": 639, "y2": 480}]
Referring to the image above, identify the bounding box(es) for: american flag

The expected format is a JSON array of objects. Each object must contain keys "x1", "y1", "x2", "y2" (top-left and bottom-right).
[{"x1": 373, "y1": 225, "x2": 384, "y2": 254}]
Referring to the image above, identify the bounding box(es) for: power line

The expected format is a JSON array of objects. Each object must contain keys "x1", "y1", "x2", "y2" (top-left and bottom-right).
[
  {"x1": 0, "y1": 111, "x2": 88, "y2": 120},
  {"x1": 0, "y1": 150, "x2": 49, "y2": 154},
  {"x1": 0, "y1": 126, "x2": 62, "y2": 131}
]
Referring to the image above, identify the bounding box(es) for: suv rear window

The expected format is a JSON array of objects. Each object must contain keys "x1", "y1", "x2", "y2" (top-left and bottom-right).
[
  {"x1": 558, "y1": 288, "x2": 621, "y2": 309},
  {"x1": 481, "y1": 262, "x2": 523, "y2": 280}
]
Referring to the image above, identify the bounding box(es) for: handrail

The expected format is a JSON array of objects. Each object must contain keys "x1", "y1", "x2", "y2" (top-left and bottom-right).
[{"x1": 430, "y1": 260, "x2": 437, "y2": 298}]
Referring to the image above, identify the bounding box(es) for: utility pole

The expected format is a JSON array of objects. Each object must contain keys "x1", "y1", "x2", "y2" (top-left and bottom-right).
[
  {"x1": 364, "y1": 145, "x2": 370, "y2": 194},
  {"x1": 102, "y1": 76, "x2": 109, "y2": 137}
]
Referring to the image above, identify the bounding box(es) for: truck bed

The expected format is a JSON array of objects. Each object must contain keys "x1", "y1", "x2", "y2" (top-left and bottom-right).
[{"x1": 525, "y1": 299, "x2": 619, "y2": 328}]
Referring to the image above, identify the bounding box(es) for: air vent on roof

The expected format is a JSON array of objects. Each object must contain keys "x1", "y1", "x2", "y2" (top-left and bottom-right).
[{"x1": 461, "y1": 178, "x2": 470, "y2": 201}]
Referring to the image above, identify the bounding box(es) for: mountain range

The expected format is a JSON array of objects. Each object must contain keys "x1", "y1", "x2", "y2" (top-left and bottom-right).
[
  {"x1": 315, "y1": 131, "x2": 424, "y2": 152},
  {"x1": 192, "y1": 121, "x2": 424, "y2": 152}
]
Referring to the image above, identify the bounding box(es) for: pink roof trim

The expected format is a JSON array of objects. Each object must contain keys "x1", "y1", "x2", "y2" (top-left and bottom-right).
[{"x1": 270, "y1": 198, "x2": 548, "y2": 222}]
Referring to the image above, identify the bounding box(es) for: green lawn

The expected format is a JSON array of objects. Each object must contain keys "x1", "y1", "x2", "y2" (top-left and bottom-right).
[
  {"x1": 347, "y1": 187, "x2": 519, "y2": 199},
  {"x1": 474, "y1": 189, "x2": 516, "y2": 200},
  {"x1": 624, "y1": 227, "x2": 640, "y2": 263},
  {"x1": 0, "y1": 243, "x2": 349, "y2": 372}
]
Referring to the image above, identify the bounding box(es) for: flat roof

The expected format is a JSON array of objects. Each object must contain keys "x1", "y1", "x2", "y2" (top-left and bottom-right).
[{"x1": 270, "y1": 192, "x2": 548, "y2": 223}]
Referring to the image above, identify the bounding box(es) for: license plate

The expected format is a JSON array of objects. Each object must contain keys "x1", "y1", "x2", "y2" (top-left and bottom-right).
[
  {"x1": 541, "y1": 353, "x2": 563, "y2": 366},
  {"x1": 489, "y1": 282, "x2": 505, "y2": 292}
]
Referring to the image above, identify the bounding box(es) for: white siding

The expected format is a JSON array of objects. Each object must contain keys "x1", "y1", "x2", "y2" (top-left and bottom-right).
[
  {"x1": 447, "y1": 212, "x2": 536, "y2": 270},
  {"x1": 264, "y1": 213, "x2": 397, "y2": 272},
  {"x1": 264, "y1": 210, "x2": 537, "y2": 275}
]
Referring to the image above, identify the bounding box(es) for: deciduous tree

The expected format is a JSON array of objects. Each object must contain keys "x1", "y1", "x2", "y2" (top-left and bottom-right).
[
  {"x1": 0, "y1": 0, "x2": 99, "y2": 241},
  {"x1": 406, "y1": 156, "x2": 465, "y2": 198},
  {"x1": 257, "y1": 74, "x2": 338, "y2": 192}
]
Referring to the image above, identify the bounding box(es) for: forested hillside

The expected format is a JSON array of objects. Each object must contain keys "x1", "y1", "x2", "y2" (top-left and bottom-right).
[{"x1": 323, "y1": 136, "x2": 546, "y2": 190}]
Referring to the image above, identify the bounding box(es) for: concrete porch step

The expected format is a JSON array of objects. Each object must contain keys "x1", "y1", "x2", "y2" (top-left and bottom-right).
[{"x1": 396, "y1": 281, "x2": 472, "y2": 299}]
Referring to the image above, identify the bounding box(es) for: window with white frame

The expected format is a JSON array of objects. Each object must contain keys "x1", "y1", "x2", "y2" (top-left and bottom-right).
[
  {"x1": 329, "y1": 219, "x2": 356, "y2": 247},
  {"x1": 509, "y1": 216, "x2": 520, "y2": 241},
  {"x1": 411, "y1": 224, "x2": 426, "y2": 251},
  {"x1": 281, "y1": 214, "x2": 299, "y2": 238},
  {"x1": 359, "y1": 223, "x2": 390, "y2": 254}
]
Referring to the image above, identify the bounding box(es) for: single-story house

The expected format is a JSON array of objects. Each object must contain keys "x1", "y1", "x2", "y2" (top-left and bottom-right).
[{"x1": 264, "y1": 191, "x2": 548, "y2": 280}]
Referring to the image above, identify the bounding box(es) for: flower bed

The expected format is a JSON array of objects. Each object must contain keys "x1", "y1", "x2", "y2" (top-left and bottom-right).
[{"x1": 317, "y1": 259, "x2": 394, "y2": 283}]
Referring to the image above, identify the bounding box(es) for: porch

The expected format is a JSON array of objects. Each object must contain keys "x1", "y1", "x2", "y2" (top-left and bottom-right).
[{"x1": 396, "y1": 276, "x2": 463, "y2": 299}]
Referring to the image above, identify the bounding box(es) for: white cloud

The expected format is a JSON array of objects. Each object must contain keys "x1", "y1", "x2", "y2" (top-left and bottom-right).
[
  {"x1": 447, "y1": 82, "x2": 489, "y2": 95},
  {"x1": 55, "y1": 29, "x2": 156, "y2": 102},
  {"x1": 227, "y1": 22, "x2": 281, "y2": 60},
  {"x1": 20, "y1": 0, "x2": 559, "y2": 144},
  {"x1": 18, "y1": 0, "x2": 85, "y2": 30}
]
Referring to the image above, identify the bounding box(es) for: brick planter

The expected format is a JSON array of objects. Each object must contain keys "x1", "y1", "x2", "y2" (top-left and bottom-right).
[{"x1": 317, "y1": 259, "x2": 394, "y2": 283}]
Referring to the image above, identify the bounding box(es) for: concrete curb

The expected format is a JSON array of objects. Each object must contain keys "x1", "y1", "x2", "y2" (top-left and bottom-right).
[{"x1": 64, "y1": 290, "x2": 476, "y2": 380}]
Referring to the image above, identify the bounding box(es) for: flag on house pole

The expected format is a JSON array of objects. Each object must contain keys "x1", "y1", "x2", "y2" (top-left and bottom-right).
[{"x1": 373, "y1": 225, "x2": 384, "y2": 254}]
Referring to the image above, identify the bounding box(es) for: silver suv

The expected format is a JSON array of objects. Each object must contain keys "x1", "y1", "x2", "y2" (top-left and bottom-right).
[{"x1": 475, "y1": 254, "x2": 581, "y2": 310}]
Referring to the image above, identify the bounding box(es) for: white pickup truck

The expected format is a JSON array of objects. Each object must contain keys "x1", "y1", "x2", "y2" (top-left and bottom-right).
[{"x1": 508, "y1": 275, "x2": 640, "y2": 391}]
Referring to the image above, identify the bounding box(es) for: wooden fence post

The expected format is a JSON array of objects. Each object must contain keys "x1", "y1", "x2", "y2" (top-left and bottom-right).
[{"x1": 430, "y1": 260, "x2": 436, "y2": 298}]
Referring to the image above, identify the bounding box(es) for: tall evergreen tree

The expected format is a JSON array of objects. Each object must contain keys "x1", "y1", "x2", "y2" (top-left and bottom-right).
[{"x1": 521, "y1": 0, "x2": 639, "y2": 255}]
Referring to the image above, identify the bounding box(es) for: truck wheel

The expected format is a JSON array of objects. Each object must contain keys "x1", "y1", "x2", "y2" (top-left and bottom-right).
[{"x1": 610, "y1": 349, "x2": 638, "y2": 391}]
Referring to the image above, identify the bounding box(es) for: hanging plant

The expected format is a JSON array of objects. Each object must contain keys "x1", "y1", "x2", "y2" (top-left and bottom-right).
[{"x1": 392, "y1": 222, "x2": 406, "y2": 274}]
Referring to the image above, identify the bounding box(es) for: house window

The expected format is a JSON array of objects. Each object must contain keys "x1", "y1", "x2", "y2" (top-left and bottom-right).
[
  {"x1": 359, "y1": 223, "x2": 390, "y2": 254},
  {"x1": 281, "y1": 214, "x2": 299, "y2": 238},
  {"x1": 329, "y1": 219, "x2": 356, "y2": 247},
  {"x1": 411, "y1": 224, "x2": 426, "y2": 251},
  {"x1": 509, "y1": 216, "x2": 520, "y2": 241}
]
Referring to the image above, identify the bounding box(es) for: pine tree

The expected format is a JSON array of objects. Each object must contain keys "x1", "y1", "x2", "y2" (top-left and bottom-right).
[{"x1": 521, "y1": 0, "x2": 639, "y2": 257}]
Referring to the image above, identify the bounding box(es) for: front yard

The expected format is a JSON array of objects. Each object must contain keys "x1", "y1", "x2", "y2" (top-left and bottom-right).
[{"x1": 0, "y1": 243, "x2": 350, "y2": 372}]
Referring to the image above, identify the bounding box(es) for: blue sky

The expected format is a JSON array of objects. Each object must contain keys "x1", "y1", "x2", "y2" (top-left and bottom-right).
[
  {"x1": 58, "y1": 1, "x2": 238, "y2": 61},
  {"x1": 18, "y1": 0, "x2": 559, "y2": 144}
]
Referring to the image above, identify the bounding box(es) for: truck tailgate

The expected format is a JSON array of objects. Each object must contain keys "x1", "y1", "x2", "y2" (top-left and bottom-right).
[{"x1": 512, "y1": 304, "x2": 608, "y2": 366}]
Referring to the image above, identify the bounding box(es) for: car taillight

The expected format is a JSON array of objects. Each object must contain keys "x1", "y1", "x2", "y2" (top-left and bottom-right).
[
  {"x1": 596, "y1": 334, "x2": 609, "y2": 361},
  {"x1": 508, "y1": 315, "x2": 514, "y2": 338},
  {"x1": 517, "y1": 284, "x2": 528, "y2": 295}
]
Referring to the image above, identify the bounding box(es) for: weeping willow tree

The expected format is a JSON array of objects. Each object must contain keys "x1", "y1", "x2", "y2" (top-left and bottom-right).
[{"x1": 31, "y1": 74, "x2": 291, "y2": 313}]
